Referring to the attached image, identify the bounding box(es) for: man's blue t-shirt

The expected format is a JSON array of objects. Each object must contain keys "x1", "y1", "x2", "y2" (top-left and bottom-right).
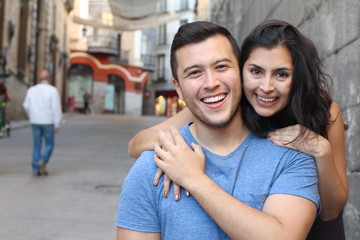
[{"x1": 116, "y1": 123, "x2": 320, "y2": 239}]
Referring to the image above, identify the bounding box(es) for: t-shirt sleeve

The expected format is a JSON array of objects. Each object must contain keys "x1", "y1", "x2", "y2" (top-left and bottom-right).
[
  {"x1": 116, "y1": 151, "x2": 160, "y2": 232},
  {"x1": 269, "y1": 150, "x2": 320, "y2": 209}
]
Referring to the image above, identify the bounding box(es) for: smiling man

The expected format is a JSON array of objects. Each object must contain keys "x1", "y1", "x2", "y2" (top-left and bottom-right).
[{"x1": 116, "y1": 21, "x2": 319, "y2": 240}]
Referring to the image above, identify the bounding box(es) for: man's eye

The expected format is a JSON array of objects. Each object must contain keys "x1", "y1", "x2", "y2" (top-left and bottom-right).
[
  {"x1": 188, "y1": 70, "x2": 201, "y2": 77},
  {"x1": 216, "y1": 64, "x2": 228, "y2": 70},
  {"x1": 190, "y1": 70, "x2": 200, "y2": 75}
]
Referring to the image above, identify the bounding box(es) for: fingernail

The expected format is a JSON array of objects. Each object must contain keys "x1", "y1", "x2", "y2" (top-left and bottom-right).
[
  {"x1": 153, "y1": 180, "x2": 158, "y2": 186},
  {"x1": 164, "y1": 191, "x2": 168, "y2": 198},
  {"x1": 185, "y1": 191, "x2": 190, "y2": 197},
  {"x1": 175, "y1": 194, "x2": 180, "y2": 201}
]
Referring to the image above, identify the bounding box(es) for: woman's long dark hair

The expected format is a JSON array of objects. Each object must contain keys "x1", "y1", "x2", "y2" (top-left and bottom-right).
[{"x1": 239, "y1": 19, "x2": 332, "y2": 139}]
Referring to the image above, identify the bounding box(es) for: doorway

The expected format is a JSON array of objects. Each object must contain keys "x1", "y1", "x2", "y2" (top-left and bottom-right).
[
  {"x1": 68, "y1": 64, "x2": 93, "y2": 111},
  {"x1": 105, "y1": 74, "x2": 125, "y2": 114}
]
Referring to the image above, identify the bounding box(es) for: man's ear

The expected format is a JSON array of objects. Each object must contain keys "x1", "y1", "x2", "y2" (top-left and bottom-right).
[{"x1": 172, "y1": 79, "x2": 184, "y2": 100}]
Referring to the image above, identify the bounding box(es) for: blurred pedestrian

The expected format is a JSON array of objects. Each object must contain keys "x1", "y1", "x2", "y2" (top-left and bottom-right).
[
  {"x1": 83, "y1": 88, "x2": 91, "y2": 115},
  {"x1": 0, "y1": 81, "x2": 11, "y2": 138},
  {"x1": 23, "y1": 70, "x2": 62, "y2": 176}
]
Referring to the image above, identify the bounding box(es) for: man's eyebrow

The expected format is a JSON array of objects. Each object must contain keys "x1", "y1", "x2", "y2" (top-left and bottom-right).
[
  {"x1": 182, "y1": 58, "x2": 234, "y2": 75},
  {"x1": 183, "y1": 64, "x2": 201, "y2": 75},
  {"x1": 214, "y1": 58, "x2": 234, "y2": 65}
]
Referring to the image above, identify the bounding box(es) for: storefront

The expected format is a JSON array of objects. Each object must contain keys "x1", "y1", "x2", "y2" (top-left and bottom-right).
[
  {"x1": 154, "y1": 90, "x2": 186, "y2": 117},
  {"x1": 69, "y1": 51, "x2": 149, "y2": 115}
]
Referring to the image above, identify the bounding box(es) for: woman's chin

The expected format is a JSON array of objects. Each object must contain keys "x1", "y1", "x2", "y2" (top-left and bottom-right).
[{"x1": 254, "y1": 108, "x2": 277, "y2": 118}]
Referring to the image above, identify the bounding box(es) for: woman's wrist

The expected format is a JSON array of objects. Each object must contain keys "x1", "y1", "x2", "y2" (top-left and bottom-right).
[{"x1": 313, "y1": 137, "x2": 332, "y2": 161}]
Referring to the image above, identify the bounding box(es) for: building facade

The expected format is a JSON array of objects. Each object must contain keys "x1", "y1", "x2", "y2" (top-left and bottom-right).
[
  {"x1": 142, "y1": 0, "x2": 198, "y2": 117},
  {"x1": 69, "y1": 0, "x2": 205, "y2": 117},
  {"x1": 0, "y1": 0, "x2": 73, "y2": 121},
  {"x1": 69, "y1": 0, "x2": 151, "y2": 115}
]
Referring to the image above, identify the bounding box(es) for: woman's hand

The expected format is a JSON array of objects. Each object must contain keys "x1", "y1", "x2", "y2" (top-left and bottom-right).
[
  {"x1": 267, "y1": 124, "x2": 331, "y2": 159},
  {"x1": 153, "y1": 168, "x2": 190, "y2": 201},
  {"x1": 152, "y1": 129, "x2": 186, "y2": 201},
  {"x1": 154, "y1": 126, "x2": 205, "y2": 192}
]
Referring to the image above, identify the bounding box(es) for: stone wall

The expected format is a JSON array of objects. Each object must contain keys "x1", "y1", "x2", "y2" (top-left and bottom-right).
[{"x1": 208, "y1": 0, "x2": 360, "y2": 239}]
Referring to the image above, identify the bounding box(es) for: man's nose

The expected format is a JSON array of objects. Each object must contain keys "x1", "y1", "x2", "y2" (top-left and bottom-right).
[{"x1": 204, "y1": 70, "x2": 220, "y2": 89}]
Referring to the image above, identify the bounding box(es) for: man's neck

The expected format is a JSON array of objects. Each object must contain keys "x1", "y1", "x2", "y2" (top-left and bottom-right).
[{"x1": 189, "y1": 113, "x2": 249, "y2": 156}]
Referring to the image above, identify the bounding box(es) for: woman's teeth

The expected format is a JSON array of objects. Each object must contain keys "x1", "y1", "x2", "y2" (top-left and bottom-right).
[{"x1": 257, "y1": 95, "x2": 276, "y2": 102}]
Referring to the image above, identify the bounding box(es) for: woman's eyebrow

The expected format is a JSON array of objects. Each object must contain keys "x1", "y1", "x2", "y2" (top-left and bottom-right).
[
  {"x1": 248, "y1": 63, "x2": 264, "y2": 70},
  {"x1": 248, "y1": 63, "x2": 292, "y2": 72}
]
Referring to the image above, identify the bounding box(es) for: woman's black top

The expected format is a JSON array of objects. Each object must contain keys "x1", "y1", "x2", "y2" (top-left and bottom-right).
[{"x1": 307, "y1": 210, "x2": 345, "y2": 240}]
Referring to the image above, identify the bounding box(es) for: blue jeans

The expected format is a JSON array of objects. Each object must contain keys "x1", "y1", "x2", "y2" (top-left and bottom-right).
[{"x1": 31, "y1": 124, "x2": 55, "y2": 173}]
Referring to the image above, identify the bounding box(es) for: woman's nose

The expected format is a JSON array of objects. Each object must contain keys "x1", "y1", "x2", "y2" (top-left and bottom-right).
[{"x1": 259, "y1": 75, "x2": 274, "y2": 92}]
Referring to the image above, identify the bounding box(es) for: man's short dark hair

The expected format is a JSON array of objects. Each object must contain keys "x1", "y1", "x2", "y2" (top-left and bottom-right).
[{"x1": 170, "y1": 21, "x2": 240, "y2": 81}]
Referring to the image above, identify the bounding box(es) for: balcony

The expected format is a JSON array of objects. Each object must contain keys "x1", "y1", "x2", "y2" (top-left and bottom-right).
[
  {"x1": 152, "y1": 67, "x2": 172, "y2": 83},
  {"x1": 108, "y1": 50, "x2": 130, "y2": 65},
  {"x1": 87, "y1": 34, "x2": 119, "y2": 56},
  {"x1": 141, "y1": 54, "x2": 156, "y2": 72},
  {"x1": 176, "y1": 0, "x2": 190, "y2": 12},
  {"x1": 158, "y1": 33, "x2": 176, "y2": 47}
]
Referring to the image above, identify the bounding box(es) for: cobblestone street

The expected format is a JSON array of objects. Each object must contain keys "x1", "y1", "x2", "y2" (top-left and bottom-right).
[{"x1": 0, "y1": 114, "x2": 164, "y2": 240}]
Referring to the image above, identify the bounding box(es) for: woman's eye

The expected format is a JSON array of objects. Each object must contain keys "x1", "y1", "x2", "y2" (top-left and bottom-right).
[
  {"x1": 276, "y1": 72, "x2": 289, "y2": 78},
  {"x1": 250, "y1": 68, "x2": 262, "y2": 75}
]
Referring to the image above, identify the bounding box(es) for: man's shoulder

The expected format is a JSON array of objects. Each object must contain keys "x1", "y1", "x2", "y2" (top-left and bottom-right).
[
  {"x1": 129, "y1": 151, "x2": 158, "y2": 180},
  {"x1": 137, "y1": 150, "x2": 157, "y2": 168},
  {"x1": 34, "y1": 82, "x2": 55, "y2": 89},
  {"x1": 246, "y1": 133, "x2": 276, "y2": 149},
  {"x1": 178, "y1": 123, "x2": 193, "y2": 139},
  {"x1": 247, "y1": 133, "x2": 311, "y2": 158},
  {"x1": 138, "y1": 150, "x2": 156, "y2": 159}
]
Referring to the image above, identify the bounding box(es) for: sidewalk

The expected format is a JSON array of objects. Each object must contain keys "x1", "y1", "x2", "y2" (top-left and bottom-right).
[
  {"x1": 8, "y1": 112, "x2": 76, "y2": 132},
  {"x1": 9, "y1": 119, "x2": 29, "y2": 131}
]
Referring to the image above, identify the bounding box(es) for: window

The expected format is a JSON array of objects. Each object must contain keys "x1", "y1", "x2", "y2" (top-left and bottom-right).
[
  {"x1": 0, "y1": 0, "x2": 5, "y2": 54},
  {"x1": 158, "y1": 24, "x2": 167, "y2": 45},
  {"x1": 179, "y1": 0, "x2": 189, "y2": 10},
  {"x1": 52, "y1": 4, "x2": 56, "y2": 33},
  {"x1": 159, "y1": 0, "x2": 167, "y2": 13},
  {"x1": 157, "y1": 54, "x2": 165, "y2": 81},
  {"x1": 93, "y1": 27, "x2": 99, "y2": 41},
  {"x1": 17, "y1": 0, "x2": 29, "y2": 75}
]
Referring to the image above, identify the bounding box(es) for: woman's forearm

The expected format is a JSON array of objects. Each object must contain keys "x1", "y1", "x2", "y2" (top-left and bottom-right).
[
  {"x1": 314, "y1": 146, "x2": 348, "y2": 220},
  {"x1": 128, "y1": 108, "x2": 193, "y2": 158},
  {"x1": 128, "y1": 128, "x2": 159, "y2": 158},
  {"x1": 316, "y1": 102, "x2": 348, "y2": 220}
]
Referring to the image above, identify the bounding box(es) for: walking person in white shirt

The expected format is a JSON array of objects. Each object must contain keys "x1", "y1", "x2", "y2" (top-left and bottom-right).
[{"x1": 23, "y1": 70, "x2": 62, "y2": 176}]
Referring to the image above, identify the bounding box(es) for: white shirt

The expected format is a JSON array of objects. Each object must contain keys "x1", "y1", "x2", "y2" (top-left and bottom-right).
[{"x1": 23, "y1": 81, "x2": 62, "y2": 128}]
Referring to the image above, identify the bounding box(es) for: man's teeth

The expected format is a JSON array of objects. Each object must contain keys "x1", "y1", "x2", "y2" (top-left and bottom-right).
[
  {"x1": 257, "y1": 95, "x2": 276, "y2": 102},
  {"x1": 203, "y1": 95, "x2": 225, "y2": 103}
]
